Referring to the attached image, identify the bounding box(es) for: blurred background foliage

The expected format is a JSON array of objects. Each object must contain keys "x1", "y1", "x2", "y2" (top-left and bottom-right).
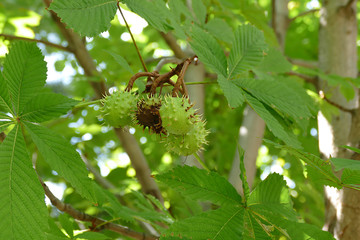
[{"x1": 0, "y1": 0, "x2": 327, "y2": 236}]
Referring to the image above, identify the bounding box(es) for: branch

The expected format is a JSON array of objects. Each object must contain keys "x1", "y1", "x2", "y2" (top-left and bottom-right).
[
  {"x1": 39, "y1": 178, "x2": 158, "y2": 240},
  {"x1": 289, "y1": 9, "x2": 319, "y2": 22},
  {"x1": 0, "y1": 33, "x2": 73, "y2": 53},
  {"x1": 159, "y1": 32, "x2": 187, "y2": 59},
  {"x1": 319, "y1": 90, "x2": 355, "y2": 114},
  {"x1": 288, "y1": 58, "x2": 318, "y2": 69},
  {"x1": 345, "y1": 0, "x2": 357, "y2": 11},
  {"x1": 118, "y1": 3, "x2": 148, "y2": 72},
  {"x1": 286, "y1": 71, "x2": 318, "y2": 85}
]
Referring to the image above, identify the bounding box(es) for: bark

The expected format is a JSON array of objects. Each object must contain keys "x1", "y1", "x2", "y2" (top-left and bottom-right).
[
  {"x1": 43, "y1": 0, "x2": 163, "y2": 202},
  {"x1": 228, "y1": 106, "x2": 265, "y2": 192},
  {"x1": 318, "y1": 0, "x2": 359, "y2": 239},
  {"x1": 228, "y1": 0, "x2": 288, "y2": 193}
]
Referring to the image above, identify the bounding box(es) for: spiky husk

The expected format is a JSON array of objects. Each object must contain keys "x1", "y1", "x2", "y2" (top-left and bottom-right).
[
  {"x1": 101, "y1": 91, "x2": 137, "y2": 127},
  {"x1": 159, "y1": 96, "x2": 196, "y2": 135},
  {"x1": 164, "y1": 120, "x2": 208, "y2": 156},
  {"x1": 134, "y1": 96, "x2": 165, "y2": 134}
]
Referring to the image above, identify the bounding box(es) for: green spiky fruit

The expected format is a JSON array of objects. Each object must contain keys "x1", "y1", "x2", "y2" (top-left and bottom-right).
[
  {"x1": 159, "y1": 96, "x2": 196, "y2": 135},
  {"x1": 164, "y1": 120, "x2": 208, "y2": 156},
  {"x1": 101, "y1": 91, "x2": 137, "y2": 127}
]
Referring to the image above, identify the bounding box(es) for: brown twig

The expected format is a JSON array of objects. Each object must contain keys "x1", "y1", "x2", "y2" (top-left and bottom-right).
[
  {"x1": 286, "y1": 71, "x2": 318, "y2": 85},
  {"x1": 0, "y1": 33, "x2": 73, "y2": 53},
  {"x1": 319, "y1": 91, "x2": 355, "y2": 114},
  {"x1": 288, "y1": 58, "x2": 318, "y2": 69},
  {"x1": 172, "y1": 57, "x2": 193, "y2": 97},
  {"x1": 289, "y1": 9, "x2": 319, "y2": 22},
  {"x1": 125, "y1": 72, "x2": 160, "y2": 91},
  {"x1": 39, "y1": 178, "x2": 158, "y2": 240},
  {"x1": 149, "y1": 63, "x2": 184, "y2": 95},
  {"x1": 118, "y1": 3, "x2": 148, "y2": 72}
]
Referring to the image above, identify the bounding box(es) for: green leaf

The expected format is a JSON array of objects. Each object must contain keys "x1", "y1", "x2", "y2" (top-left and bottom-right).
[
  {"x1": 124, "y1": 0, "x2": 171, "y2": 33},
  {"x1": 0, "y1": 72, "x2": 12, "y2": 114},
  {"x1": 217, "y1": 75, "x2": 245, "y2": 108},
  {"x1": 205, "y1": 18, "x2": 233, "y2": 44},
  {"x1": 161, "y1": 207, "x2": 244, "y2": 240},
  {"x1": 21, "y1": 92, "x2": 79, "y2": 123},
  {"x1": 238, "y1": 146, "x2": 250, "y2": 201},
  {"x1": 243, "y1": 212, "x2": 272, "y2": 240},
  {"x1": 58, "y1": 214, "x2": 74, "y2": 238},
  {"x1": 189, "y1": 26, "x2": 227, "y2": 77},
  {"x1": 234, "y1": 78, "x2": 312, "y2": 120},
  {"x1": 331, "y1": 158, "x2": 360, "y2": 171},
  {"x1": 0, "y1": 124, "x2": 48, "y2": 239},
  {"x1": 156, "y1": 165, "x2": 242, "y2": 206},
  {"x1": 49, "y1": 0, "x2": 117, "y2": 37},
  {"x1": 341, "y1": 169, "x2": 360, "y2": 185},
  {"x1": 255, "y1": 47, "x2": 292, "y2": 73},
  {"x1": 23, "y1": 122, "x2": 96, "y2": 202},
  {"x1": 0, "y1": 120, "x2": 13, "y2": 133},
  {"x1": 228, "y1": 24, "x2": 267, "y2": 79},
  {"x1": 105, "y1": 50, "x2": 134, "y2": 74},
  {"x1": 46, "y1": 218, "x2": 69, "y2": 240},
  {"x1": 192, "y1": 0, "x2": 206, "y2": 25},
  {"x1": 286, "y1": 222, "x2": 335, "y2": 240},
  {"x1": 239, "y1": 3, "x2": 278, "y2": 46},
  {"x1": 340, "y1": 145, "x2": 360, "y2": 154},
  {"x1": 244, "y1": 92, "x2": 301, "y2": 148},
  {"x1": 248, "y1": 173, "x2": 297, "y2": 220},
  {"x1": 3, "y1": 41, "x2": 47, "y2": 114}
]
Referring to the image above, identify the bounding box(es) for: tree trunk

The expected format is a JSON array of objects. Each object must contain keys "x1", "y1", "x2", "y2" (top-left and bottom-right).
[
  {"x1": 318, "y1": 0, "x2": 359, "y2": 239},
  {"x1": 228, "y1": 0, "x2": 288, "y2": 193}
]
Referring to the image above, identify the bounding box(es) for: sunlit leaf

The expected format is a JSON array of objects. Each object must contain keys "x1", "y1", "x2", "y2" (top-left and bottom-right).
[
  {"x1": 3, "y1": 41, "x2": 47, "y2": 114},
  {"x1": 21, "y1": 92, "x2": 79, "y2": 123},
  {"x1": 156, "y1": 165, "x2": 242, "y2": 206},
  {"x1": 49, "y1": 0, "x2": 118, "y2": 37}
]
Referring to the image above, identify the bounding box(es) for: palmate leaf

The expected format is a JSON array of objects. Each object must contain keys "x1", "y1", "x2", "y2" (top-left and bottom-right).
[
  {"x1": 161, "y1": 206, "x2": 244, "y2": 240},
  {"x1": 192, "y1": 0, "x2": 206, "y2": 25},
  {"x1": 340, "y1": 169, "x2": 360, "y2": 185},
  {"x1": 0, "y1": 72, "x2": 12, "y2": 114},
  {"x1": 228, "y1": 24, "x2": 267, "y2": 79},
  {"x1": 205, "y1": 18, "x2": 233, "y2": 44},
  {"x1": 331, "y1": 157, "x2": 360, "y2": 171},
  {"x1": 243, "y1": 212, "x2": 272, "y2": 240},
  {"x1": 21, "y1": 92, "x2": 79, "y2": 123},
  {"x1": 156, "y1": 165, "x2": 242, "y2": 206},
  {"x1": 23, "y1": 122, "x2": 96, "y2": 202},
  {"x1": 248, "y1": 173, "x2": 297, "y2": 220},
  {"x1": 234, "y1": 78, "x2": 312, "y2": 120},
  {"x1": 244, "y1": 91, "x2": 301, "y2": 148},
  {"x1": 217, "y1": 75, "x2": 245, "y2": 108},
  {"x1": 2, "y1": 41, "x2": 47, "y2": 115},
  {"x1": 49, "y1": 0, "x2": 118, "y2": 37},
  {"x1": 0, "y1": 121, "x2": 13, "y2": 133},
  {"x1": 255, "y1": 47, "x2": 292, "y2": 73},
  {"x1": 189, "y1": 26, "x2": 228, "y2": 77},
  {"x1": 0, "y1": 124, "x2": 48, "y2": 239}
]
